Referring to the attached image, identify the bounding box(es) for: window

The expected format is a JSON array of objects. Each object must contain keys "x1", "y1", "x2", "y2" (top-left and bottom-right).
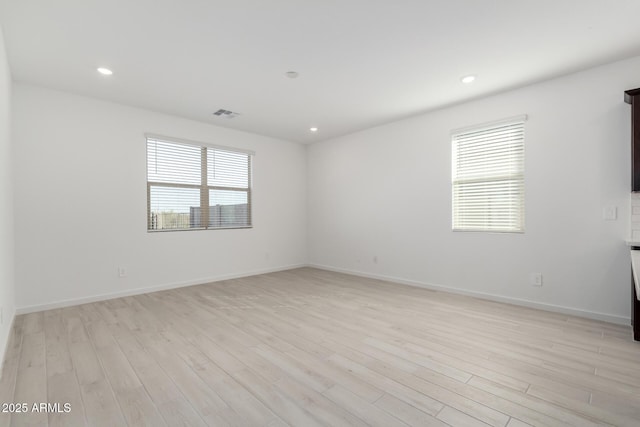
[
  {"x1": 146, "y1": 135, "x2": 253, "y2": 231},
  {"x1": 451, "y1": 116, "x2": 526, "y2": 233}
]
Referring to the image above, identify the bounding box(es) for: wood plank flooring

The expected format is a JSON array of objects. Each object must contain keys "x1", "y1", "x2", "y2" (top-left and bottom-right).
[{"x1": 1, "y1": 267, "x2": 639, "y2": 426}]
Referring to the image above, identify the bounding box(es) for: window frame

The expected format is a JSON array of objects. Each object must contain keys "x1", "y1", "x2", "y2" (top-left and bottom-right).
[
  {"x1": 451, "y1": 115, "x2": 526, "y2": 234},
  {"x1": 145, "y1": 134, "x2": 254, "y2": 232}
]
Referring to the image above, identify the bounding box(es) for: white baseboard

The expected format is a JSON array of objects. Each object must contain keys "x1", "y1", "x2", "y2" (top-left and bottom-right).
[
  {"x1": 15, "y1": 264, "x2": 307, "y2": 315},
  {"x1": 308, "y1": 263, "x2": 631, "y2": 326},
  {"x1": 14, "y1": 262, "x2": 632, "y2": 327}
]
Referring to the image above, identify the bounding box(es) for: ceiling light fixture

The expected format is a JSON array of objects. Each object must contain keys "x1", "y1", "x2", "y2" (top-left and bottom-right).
[
  {"x1": 97, "y1": 67, "x2": 113, "y2": 75},
  {"x1": 310, "y1": 127, "x2": 318, "y2": 132},
  {"x1": 461, "y1": 75, "x2": 476, "y2": 84},
  {"x1": 285, "y1": 71, "x2": 299, "y2": 79},
  {"x1": 213, "y1": 109, "x2": 240, "y2": 119}
]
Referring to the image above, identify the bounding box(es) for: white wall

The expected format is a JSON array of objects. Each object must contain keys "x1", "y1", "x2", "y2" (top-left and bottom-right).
[
  {"x1": 12, "y1": 84, "x2": 307, "y2": 311},
  {"x1": 0, "y1": 25, "x2": 15, "y2": 359},
  {"x1": 308, "y1": 56, "x2": 640, "y2": 323},
  {"x1": 10, "y1": 54, "x2": 640, "y2": 325}
]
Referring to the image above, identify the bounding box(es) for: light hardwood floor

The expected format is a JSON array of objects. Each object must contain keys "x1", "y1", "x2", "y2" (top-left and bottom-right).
[{"x1": 1, "y1": 267, "x2": 639, "y2": 426}]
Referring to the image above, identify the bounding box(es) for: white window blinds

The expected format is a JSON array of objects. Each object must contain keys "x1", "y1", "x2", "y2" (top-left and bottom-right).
[
  {"x1": 146, "y1": 135, "x2": 253, "y2": 231},
  {"x1": 452, "y1": 116, "x2": 525, "y2": 233}
]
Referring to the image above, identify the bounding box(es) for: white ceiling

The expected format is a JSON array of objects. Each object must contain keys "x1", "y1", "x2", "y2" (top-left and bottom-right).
[{"x1": 2, "y1": 0, "x2": 640, "y2": 144}]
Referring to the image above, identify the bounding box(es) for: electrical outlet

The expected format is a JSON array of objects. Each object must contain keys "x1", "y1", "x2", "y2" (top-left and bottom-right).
[
  {"x1": 603, "y1": 206, "x2": 617, "y2": 221},
  {"x1": 529, "y1": 273, "x2": 543, "y2": 286},
  {"x1": 118, "y1": 267, "x2": 127, "y2": 278}
]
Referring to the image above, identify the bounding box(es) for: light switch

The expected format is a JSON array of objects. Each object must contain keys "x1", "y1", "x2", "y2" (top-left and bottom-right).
[{"x1": 603, "y1": 206, "x2": 617, "y2": 221}]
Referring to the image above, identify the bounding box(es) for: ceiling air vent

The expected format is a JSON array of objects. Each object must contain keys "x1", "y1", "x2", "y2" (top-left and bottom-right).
[{"x1": 213, "y1": 109, "x2": 240, "y2": 119}]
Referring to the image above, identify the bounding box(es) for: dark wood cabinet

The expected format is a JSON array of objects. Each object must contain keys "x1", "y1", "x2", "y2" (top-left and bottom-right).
[
  {"x1": 632, "y1": 259, "x2": 640, "y2": 341},
  {"x1": 628, "y1": 89, "x2": 640, "y2": 340},
  {"x1": 634, "y1": 274, "x2": 640, "y2": 341},
  {"x1": 625, "y1": 88, "x2": 640, "y2": 191}
]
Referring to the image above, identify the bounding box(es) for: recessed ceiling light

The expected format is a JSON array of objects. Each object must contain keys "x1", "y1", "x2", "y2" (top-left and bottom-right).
[
  {"x1": 310, "y1": 127, "x2": 318, "y2": 132},
  {"x1": 97, "y1": 67, "x2": 113, "y2": 76},
  {"x1": 285, "y1": 71, "x2": 299, "y2": 79},
  {"x1": 461, "y1": 75, "x2": 476, "y2": 84}
]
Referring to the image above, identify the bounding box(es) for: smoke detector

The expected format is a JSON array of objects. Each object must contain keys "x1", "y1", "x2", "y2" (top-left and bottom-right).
[{"x1": 213, "y1": 109, "x2": 241, "y2": 119}]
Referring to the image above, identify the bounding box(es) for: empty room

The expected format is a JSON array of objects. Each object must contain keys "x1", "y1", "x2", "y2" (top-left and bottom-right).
[{"x1": 2, "y1": 1, "x2": 640, "y2": 426}]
